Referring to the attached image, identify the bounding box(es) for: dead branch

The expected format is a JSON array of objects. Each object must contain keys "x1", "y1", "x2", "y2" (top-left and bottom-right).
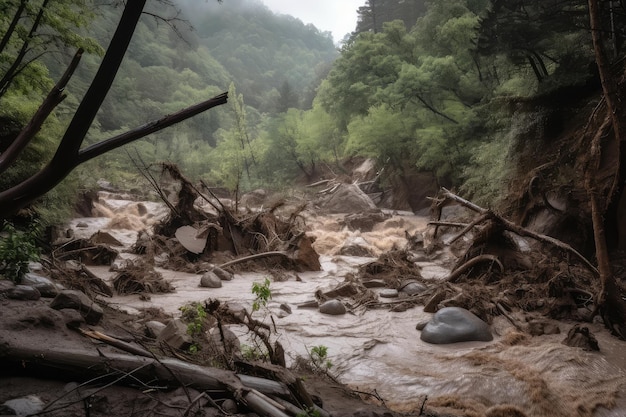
[
  {"x1": 427, "y1": 221, "x2": 471, "y2": 228},
  {"x1": 77, "y1": 328, "x2": 153, "y2": 358},
  {"x1": 218, "y1": 251, "x2": 290, "y2": 269},
  {"x1": 439, "y1": 188, "x2": 599, "y2": 275},
  {"x1": 447, "y1": 254, "x2": 504, "y2": 283}
]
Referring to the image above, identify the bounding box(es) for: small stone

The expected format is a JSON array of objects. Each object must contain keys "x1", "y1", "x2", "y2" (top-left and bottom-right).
[
  {"x1": 379, "y1": 289, "x2": 399, "y2": 298},
  {"x1": 211, "y1": 266, "x2": 234, "y2": 281},
  {"x1": 60, "y1": 308, "x2": 85, "y2": 329},
  {"x1": 319, "y1": 299, "x2": 346, "y2": 315},
  {"x1": 415, "y1": 320, "x2": 429, "y2": 331},
  {"x1": 49, "y1": 290, "x2": 103, "y2": 325},
  {"x1": 7, "y1": 285, "x2": 41, "y2": 301},
  {"x1": 279, "y1": 303, "x2": 292, "y2": 314},
  {"x1": 221, "y1": 399, "x2": 238, "y2": 413},
  {"x1": 200, "y1": 271, "x2": 222, "y2": 288},
  {"x1": 76, "y1": 222, "x2": 89, "y2": 228},
  {"x1": 145, "y1": 320, "x2": 167, "y2": 338},
  {"x1": 399, "y1": 281, "x2": 426, "y2": 296}
]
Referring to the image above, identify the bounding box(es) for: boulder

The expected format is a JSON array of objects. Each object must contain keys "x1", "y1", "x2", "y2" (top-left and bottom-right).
[
  {"x1": 200, "y1": 271, "x2": 223, "y2": 288},
  {"x1": 49, "y1": 290, "x2": 103, "y2": 325},
  {"x1": 7, "y1": 285, "x2": 41, "y2": 301},
  {"x1": 157, "y1": 319, "x2": 192, "y2": 350},
  {"x1": 319, "y1": 299, "x2": 346, "y2": 315},
  {"x1": 318, "y1": 184, "x2": 378, "y2": 214},
  {"x1": 22, "y1": 273, "x2": 59, "y2": 297},
  {"x1": 420, "y1": 307, "x2": 493, "y2": 344}
]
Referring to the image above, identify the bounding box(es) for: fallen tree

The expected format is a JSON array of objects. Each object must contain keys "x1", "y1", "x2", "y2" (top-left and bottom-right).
[{"x1": 0, "y1": 342, "x2": 325, "y2": 417}]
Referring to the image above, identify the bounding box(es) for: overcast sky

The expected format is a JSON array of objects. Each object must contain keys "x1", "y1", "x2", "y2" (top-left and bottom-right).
[{"x1": 261, "y1": 0, "x2": 365, "y2": 43}]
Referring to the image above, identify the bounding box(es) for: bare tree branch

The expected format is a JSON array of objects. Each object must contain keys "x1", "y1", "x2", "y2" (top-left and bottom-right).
[{"x1": 0, "y1": 49, "x2": 83, "y2": 175}]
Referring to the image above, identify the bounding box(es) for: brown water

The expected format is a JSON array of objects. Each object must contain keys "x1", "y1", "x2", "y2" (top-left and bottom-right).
[{"x1": 77, "y1": 195, "x2": 626, "y2": 416}]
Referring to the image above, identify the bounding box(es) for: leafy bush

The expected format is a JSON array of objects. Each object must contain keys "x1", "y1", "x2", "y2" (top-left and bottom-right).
[
  {"x1": 251, "y1": 277, "x2": 272, "y2": 312},
  {"x1": 0, "y1": 221, "x2": 41, "y2": 283},
  {"x1": 310, "y1": 345, "x2": 333, "y2": 371}
]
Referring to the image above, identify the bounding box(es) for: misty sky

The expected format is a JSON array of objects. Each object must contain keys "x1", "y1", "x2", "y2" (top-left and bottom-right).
[{"x1": 261, "y1": 0, "x2": 365, "y2": 43}]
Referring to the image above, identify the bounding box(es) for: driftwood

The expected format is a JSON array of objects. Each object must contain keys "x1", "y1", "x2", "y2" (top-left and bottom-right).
[
  {"x1": 0, "y1": 343, "x2": 318, "y2": 417},
  {"x1": 447, "y1": 254, "x2": 504, "y2": 283}
]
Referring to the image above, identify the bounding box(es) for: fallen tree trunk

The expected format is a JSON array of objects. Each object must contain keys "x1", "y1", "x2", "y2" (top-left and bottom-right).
[{"x1": 0, "y1": 343, "x2": 308, "y2": 417}]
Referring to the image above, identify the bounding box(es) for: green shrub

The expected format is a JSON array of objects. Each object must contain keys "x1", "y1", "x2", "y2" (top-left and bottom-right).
[{"x1": 0, "y1": 221, "x2": 41, "y2": 283}]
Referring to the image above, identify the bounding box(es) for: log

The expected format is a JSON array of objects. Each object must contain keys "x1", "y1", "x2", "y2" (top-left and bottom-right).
[{"x1": 0, "y1": 343, "x2": 298, "y2": 417}]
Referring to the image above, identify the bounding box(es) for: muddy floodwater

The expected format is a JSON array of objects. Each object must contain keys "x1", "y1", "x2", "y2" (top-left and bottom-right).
[{"x1": 71, "y1": 196, "x2": 626, "y2": 416}]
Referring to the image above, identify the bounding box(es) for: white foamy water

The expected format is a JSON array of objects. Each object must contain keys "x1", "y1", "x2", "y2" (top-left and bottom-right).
[{"x1": 78, "y1": 195, "x2": 626, "y2": 416}]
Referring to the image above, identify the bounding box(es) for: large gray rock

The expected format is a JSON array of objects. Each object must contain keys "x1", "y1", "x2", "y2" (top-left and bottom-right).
[
  {"x1": 200, "y1": 271, "x2": 222, "y2": 288},
  {"x1": 319, "y1": 299, "x2": 346, "y2": 315},
  {"x1": 420, "y1": 307, "x2": 493, "y2": 344},
  {"x1": 49, "y1": 290, "x2": 103, "y2": 325},
  {"x1": 157, "y1": 319, "x2": 192, "y2": 350},
  {"x1": 318, "y1": 184, "x2": 378, "y2": 214}
]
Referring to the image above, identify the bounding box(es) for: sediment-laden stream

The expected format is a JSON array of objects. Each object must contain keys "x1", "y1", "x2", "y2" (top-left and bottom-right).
[{"x1": 70, "y1": 195, "x2": 626, "y2": 416}]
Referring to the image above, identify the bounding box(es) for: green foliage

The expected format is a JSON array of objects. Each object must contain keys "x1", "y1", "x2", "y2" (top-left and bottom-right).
[
  {"x1": 251, "y1": 277, "x2": 271, "y2": 312},
  {"x1": 0, "y1": 220, "x2": 41, "y2": 283},
  {"x1": 310, "y1": 345, "x2": 333, "y2": 370},
  {"x1": 179, "y1": 302, "x2": 210, "y2": 353},
  {"x1": 241, "y1": 343, "x2": 269, "y2": 361},
  {"x1": 296, "y1": 408, "x2": 323, "y2": 417}
]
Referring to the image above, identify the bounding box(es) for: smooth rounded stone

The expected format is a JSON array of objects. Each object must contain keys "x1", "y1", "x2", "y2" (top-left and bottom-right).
[
  {"x1": 145, "y1": 320, "x2": 167, "y2": 338},
  {"x1": 221, "y1": 399, "x2": 238, "y2": 413},
  {"x1": 22, "y1": 273, "x2": 58, "y2": 297},
  {"x1": 7, "y1": 285, "x2": 41, "y2": 301},
  {"x1": 76, "y1": 222, "x2": 89, "y2": 228},
  {"x1": 279, "y1": 303, "x2": 292, "y2": 314},
  {"x1": 415, "y1": 320, "x2": 429, "y2": 331},
  {"x1": 399, "y1": 281, "x2": 426, "y2": 296},
  {"x1": 379, "y1": 289, "x2": 399, "y2": 298},
  {"x1": 319, "y1": 299, "x2": 346, "y2": 315},
  {"x1": 200, "y1": 271, "x2": 222, "y2": 288},
  {"x1": 420, "y1": 307, "x2": 493, "y2": 344},
  {"x1": 211, "y1": 266, "x2": 234, "y2": 281}
]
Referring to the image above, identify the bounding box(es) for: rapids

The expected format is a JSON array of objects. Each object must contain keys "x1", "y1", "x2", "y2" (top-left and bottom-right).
[{"x1": 70, "y1": 194, "x2": 626, "y2": 416}]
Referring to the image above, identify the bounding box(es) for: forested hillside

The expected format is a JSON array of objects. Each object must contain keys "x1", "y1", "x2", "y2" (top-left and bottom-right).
[
  {"x1": 0, "y1": 0, "x2": 338, "y2": 221},
  {"x1": 1, "y1": 0, "x2": 624, "y2": 221}
]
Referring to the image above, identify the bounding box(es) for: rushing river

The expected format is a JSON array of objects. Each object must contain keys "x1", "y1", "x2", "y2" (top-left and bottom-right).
[{"x1": 69, "y1": 194, "x2": 626, "y2": 417}]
